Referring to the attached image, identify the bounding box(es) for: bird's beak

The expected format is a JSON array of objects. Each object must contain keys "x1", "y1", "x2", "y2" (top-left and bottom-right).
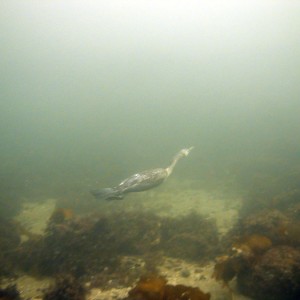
[{"x1": 186, "y1": 146, "x2": 194, "y2": 154}]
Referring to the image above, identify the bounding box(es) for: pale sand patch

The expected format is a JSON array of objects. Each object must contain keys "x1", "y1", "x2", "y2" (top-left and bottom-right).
[
  {"x1": 95, "y1": 178, "x2": 242, "y2": 237},
  {"x1": 157, "y1": 257, "x2": 251, "y2": 300},
  {"x1": 89, "y1": 287, "x2": 130, "y2": 300},
  {"x1": 14, "y1": 198, "x2": 57, "y2": 235},
  {"x1": 1, "y1": 275, "x2": 53, "y2": 300}
]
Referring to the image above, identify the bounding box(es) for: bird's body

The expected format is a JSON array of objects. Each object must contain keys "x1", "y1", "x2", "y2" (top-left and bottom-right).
[
  {"x1": 118, "y1": 168, "x2": 168, "y2": 193},
  {"x1": 91, "y1": 147, "x2": 193, "y2": 200}
]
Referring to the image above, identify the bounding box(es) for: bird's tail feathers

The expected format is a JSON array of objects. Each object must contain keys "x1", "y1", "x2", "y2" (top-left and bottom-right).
[{"x1": 90, "y1": 187, "x2": 124, "y2": 200}]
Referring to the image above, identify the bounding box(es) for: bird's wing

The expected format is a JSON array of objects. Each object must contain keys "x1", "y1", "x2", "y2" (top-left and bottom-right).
[{"x1": 118, "y1": 168, "x2": 166, "y2": 193}]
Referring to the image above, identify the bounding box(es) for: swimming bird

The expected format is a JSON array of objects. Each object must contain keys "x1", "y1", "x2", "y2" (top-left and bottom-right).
[{"x1": 91, "y1": 147, "x2": 194, "y2": 200}]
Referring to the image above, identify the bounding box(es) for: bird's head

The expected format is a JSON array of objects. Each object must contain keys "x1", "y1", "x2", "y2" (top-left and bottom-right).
[{"x1": 180, "y1": 146, "x2": 194, "y2": 157}]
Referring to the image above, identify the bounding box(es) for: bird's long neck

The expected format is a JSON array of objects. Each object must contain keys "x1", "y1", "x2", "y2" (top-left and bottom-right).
[{"x1": 165, "y1": 151, "x2": 185, "y2": 177}]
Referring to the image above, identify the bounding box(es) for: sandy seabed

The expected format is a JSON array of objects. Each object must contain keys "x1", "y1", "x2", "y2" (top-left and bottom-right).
[{"x1": 5, "y1": 179, "x2": 252, "y2": 300}]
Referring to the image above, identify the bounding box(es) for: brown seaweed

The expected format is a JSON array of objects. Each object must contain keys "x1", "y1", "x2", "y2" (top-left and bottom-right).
[{"x1": 123, "y1": 275, "x2": 211, "y2": 300}]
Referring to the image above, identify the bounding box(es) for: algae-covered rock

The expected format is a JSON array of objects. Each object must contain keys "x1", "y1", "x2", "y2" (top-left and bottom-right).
[{"x1": 237, "y1": 246, "x2": 300, "y2": 300}]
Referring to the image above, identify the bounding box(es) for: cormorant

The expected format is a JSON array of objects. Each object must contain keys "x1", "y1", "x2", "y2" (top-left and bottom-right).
[{"x1": 91, "y1": 147, "x2": 194, "y2": 200}]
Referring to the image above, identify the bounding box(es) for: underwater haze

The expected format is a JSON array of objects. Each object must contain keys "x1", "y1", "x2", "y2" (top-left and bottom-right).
[
  {"x1": 2, "y1": 2, "x2": 300, "y2": 299},
  {"x1": 1, "y1": 0, "x2": 300, "y2": 202}
]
